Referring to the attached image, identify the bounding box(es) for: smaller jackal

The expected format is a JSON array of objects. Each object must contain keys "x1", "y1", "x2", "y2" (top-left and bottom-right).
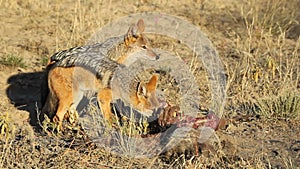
[{"x1": 42, "y1": 19, "x2": 161, "y2": 130}]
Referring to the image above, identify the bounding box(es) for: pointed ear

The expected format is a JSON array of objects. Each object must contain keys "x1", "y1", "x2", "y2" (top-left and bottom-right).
[
  {"x1": 125, "y1": 24, "x2": 135, "y2": 46},
  {"x1": 136, "y1": 19, "x2": 145, "y2": 33},
  {"x1": 146, "y1": 74, "x2": 158, "y2": 92},
  {"x1": 125, "y1": 19, "x2": 144, "y2": 39},
  {"x1": 126, "y1": 24, "x2": 134, "y2": 38},
  {"x1": 137, "y1": 82, "x2": 147, "y2": 97}
]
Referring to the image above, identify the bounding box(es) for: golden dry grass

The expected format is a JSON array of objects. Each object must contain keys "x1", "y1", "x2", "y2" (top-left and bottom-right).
[{"x1": 0, "y1": 0, "x2": 300, "y2": 168}]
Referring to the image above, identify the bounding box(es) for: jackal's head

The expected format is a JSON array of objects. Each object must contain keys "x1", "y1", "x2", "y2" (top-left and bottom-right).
[
  {"x1": 124, "y1": 19, "x2": 159, "y2": 61},
  {"x1": 131, "y1": 74, "x2": 166, "y2": 116}
]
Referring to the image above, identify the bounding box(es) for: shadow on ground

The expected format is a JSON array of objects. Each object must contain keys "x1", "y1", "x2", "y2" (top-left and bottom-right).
[{"x1": 6, "y1": 71, "x2": 46, "y2": 127}]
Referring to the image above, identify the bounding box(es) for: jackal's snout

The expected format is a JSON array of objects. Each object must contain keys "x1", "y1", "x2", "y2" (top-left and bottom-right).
[{"x1": 146, "y1": 48, "x2": 160, "y2": 60}]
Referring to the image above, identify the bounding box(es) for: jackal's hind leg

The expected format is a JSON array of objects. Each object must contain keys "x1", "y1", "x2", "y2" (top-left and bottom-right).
[
  {"x1": 97, "y1": 88, "x2": 113, "y2": 123},
  {"x1": 53, "y1": 92, "x2": 74, "y2": 131},
  {"x1": 65, "y1": 90, "x2": 83, "y2": 125}
]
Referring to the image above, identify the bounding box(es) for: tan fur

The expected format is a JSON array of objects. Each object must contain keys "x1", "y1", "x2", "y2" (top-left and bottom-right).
[
  {"x1": 130, "y1": 75, "x2": 159, "y2": 113},
  {"x1": 42, "y1": 19, "x2": 160, "y2": 130}
]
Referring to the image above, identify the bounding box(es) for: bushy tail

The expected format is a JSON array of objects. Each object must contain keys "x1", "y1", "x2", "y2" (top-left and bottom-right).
[{"x1": 40, "y1": 64, "x2": 53, "y2": 107}]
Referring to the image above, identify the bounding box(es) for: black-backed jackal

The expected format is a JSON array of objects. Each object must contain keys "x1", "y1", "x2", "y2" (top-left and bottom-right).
[{"x1": 42, "y1": 19, "x2": 161, "y2": 130}]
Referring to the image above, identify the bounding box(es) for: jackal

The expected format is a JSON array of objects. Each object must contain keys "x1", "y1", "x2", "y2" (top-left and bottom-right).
[{"x1": 41, "y1": 19, "x2": 161, "y2": 130}]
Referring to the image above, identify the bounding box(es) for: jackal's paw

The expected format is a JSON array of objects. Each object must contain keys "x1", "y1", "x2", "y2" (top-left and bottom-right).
[
  {"x1": 50, "y1": 116, "x2": 64, "y2": 133},
  {"x1": 158, "y1": 104, "x2": 181, "y2": 127},
  {"x1": 66, "y1": 108, "x2": 79, "y2": 125}
]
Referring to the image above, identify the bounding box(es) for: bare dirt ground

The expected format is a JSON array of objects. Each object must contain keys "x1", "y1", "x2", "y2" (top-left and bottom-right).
[{"x1": 0, "y1": 0, "x2": 300, "y2": 168}]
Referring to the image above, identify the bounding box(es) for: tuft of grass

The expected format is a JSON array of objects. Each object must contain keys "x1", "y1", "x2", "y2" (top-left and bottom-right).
[
  {"x1": 41, "y1": 56, "x2": 49, "y2": 66},
  {"x1": 0, "y1": 54, "x2": 26, "y2": 68},
  {"x1": 0, "y1": 113, "x2": 15, "y2": 141},
  {"x1": 254, "y1": 93, "x2": 300, "y2": 119}
]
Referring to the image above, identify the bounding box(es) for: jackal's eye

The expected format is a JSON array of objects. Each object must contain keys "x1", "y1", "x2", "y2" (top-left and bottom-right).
[
  {"x1": 142, "y1": 45, "x2": 147, "y2": 49},
  {"x1": 133, "y1": 34, "x2": 139, "y2": 39}
]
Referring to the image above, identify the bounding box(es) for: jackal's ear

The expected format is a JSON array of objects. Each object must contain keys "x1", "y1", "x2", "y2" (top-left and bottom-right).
[
  {"x1": 137, "y1": 82, "x2": 147, "y2": 97},
  {"x1": 137, "y1": 74, "x2": 158, "y2": 97},
  {"x1": 126, "y1": 25, "x2": 134, "y2": 38},
  {"x1": 126, "y1": 19, "x2": 144, "y2": 38},
  {"x1": 146, "y1": 74, "x2": 158, "y2": 92},
  {"x1": 125, "y1": 24, "x2": 136, "y2": 46},
  {"x1": 136, "y1": 19, "x2": 145, "y2": 34}
]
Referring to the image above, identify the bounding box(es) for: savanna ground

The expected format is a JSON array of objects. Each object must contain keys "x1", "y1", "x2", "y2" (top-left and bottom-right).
[{"x1": 0, "y1": 0, "x2": 300, "y2": 168}]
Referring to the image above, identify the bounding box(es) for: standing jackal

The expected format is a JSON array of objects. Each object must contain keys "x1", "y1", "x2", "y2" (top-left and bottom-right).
[{"x1": 41, "y1": 19, "x2": 161, "y2": 130}]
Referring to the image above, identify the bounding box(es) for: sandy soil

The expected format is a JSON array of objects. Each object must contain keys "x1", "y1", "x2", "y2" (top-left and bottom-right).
[{"x1": 0, "y1": 0, "x2": 300, "y2": 168}]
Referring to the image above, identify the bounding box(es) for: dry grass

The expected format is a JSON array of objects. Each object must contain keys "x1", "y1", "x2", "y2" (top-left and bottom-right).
[
  {"x1": 0, "y1": 0, "x2": 300, "y2": 168},
  {"x1": 223, "y1": 0, "x2": 300, "y2": 117},
  {"x1": 0, "y1": 113, "x2": 15, "y2": 141}
]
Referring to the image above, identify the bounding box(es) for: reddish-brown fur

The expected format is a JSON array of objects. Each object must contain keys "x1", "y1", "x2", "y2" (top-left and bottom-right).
[{"x1": 42, "y1": 19, "x2": 161, "y2": 130}]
